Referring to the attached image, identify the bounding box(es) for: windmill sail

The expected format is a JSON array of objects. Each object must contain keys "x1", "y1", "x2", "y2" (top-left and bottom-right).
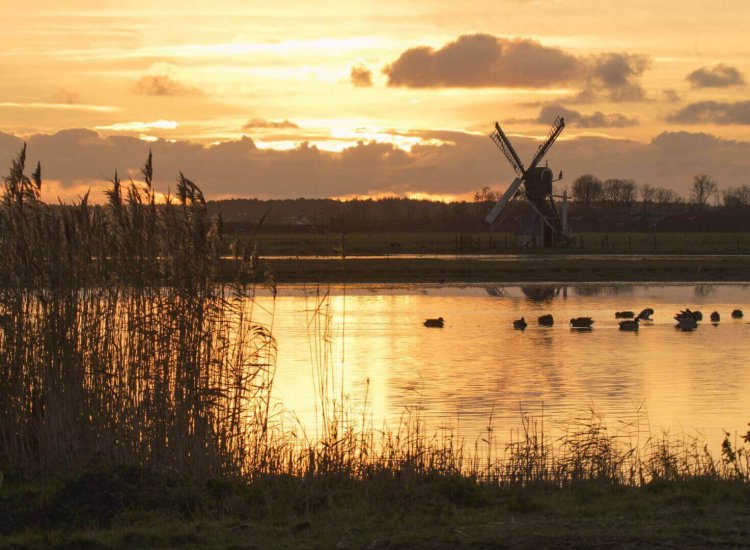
[
  {"x1": 485, "y1": 177, "x2": 522, "y2": 225},
  {"x1": 490, "y1": 123, "x2": 525, "y2": 177},
  {"x1": 528, "y1": 116, "x2": 565, "y2": 171}
]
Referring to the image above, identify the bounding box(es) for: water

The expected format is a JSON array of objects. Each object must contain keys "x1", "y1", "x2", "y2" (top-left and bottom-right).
[{"x1": 255, "y1": 283, "x2": 750, "y2": 449}]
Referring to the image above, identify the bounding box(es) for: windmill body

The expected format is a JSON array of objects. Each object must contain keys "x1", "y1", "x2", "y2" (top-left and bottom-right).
[{"x1": 484, "y1": 116, "x2": 571, "y2": 247}]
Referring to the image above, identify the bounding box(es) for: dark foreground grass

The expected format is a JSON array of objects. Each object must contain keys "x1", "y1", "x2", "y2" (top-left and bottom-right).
[{"x1": 2, "y1": 466, "x2": 750, "y2": 549}]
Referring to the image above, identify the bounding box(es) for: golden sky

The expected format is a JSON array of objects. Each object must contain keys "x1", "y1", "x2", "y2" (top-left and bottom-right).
[{"x1": 2, "y1": 0, "x2": 749, "y2": 201}]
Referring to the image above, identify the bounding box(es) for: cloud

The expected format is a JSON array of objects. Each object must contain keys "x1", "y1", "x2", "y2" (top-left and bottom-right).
[
  {"x1": 1, "y1": 127, "x2": 749, "y2": 202},
  {"x1": 350, "y1": 64, "x2": 373, "y2": 87},
  {"x1": 538, "y1": 105, "x2": 638, "y2": 128},
  {"x1": 133, "y1": 75, "x2": 202, "y2": 96},
  {"x1": 243, "y1": 118, "x2": 299, "y2": 130},
  {"x1": 384, "y1": 34, "x2": 580, "y2": 88},
  {"x1": 95, "y1": 120, "x2": 179, "y2": 132},
  {"x1": 686, "y1": 64, "x2": 745, "y2": 88},
  {"x1": 383, "y1": 34, "x2": 650, "y2": 102},
  {"x1": 580, "y1": 53, "x2": 650, "y2": 102},
  {"x1": 667, "y1": 101, "x2": 750, "y2": 125}
]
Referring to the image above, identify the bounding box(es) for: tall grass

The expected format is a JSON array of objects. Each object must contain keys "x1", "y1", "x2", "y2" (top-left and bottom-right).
[
  {"x1": 0, "y1": 145, "x2": 748, "y2": 490},
  {"x1": 0, "y1": 147, "x2": 276, "y2": 477}
]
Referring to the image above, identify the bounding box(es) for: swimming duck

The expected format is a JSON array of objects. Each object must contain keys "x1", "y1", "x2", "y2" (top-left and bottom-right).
[
  {"x1": 693, "y1": 310, "x2": 703, "y2": 321},
  {"x1": 615, "y1": 311, "x2": 635, "y2": 319},
  {"x1": 569, "y1": 317, "x2": 594, "y2": 328},
  {"x1": 619, "y1": 319, "x2": 639, "y2": 331},
  {"x1": 710, "y1": 311, "x2": 720, "y2": 323},
  {"x1": 538, "y1": 314, "x2": 554, "y2": 326},
  {"x1": 732, "y1": 309, "x2": 743, "y2": 319},
  {"x1": 674, "y1": 309, "x2": 698, "y2": 329},
  {"x1": 637, "y1": 308, "x2": 654, "y2": 321},
  {"x1": 423, "y1": 317, "x2": 444, "y2": 328},
  {"x1": 513, "y1": 317, "x2": 528, "y2": 330}
]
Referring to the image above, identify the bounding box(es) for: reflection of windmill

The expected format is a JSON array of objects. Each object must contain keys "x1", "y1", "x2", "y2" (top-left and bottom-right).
[{"x1": 484, "y1": 117, "x2": 571, "y2": 247}]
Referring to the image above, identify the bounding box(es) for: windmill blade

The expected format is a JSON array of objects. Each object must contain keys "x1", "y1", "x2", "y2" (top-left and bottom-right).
[
  {"x1": 490, "y1": 122, "x2": 525, "y2": 177},
  {"x1": 485, "y1": 177, "x2": 523, "y2": 225},
  {"x1": 528, "y1": 116, "x2": 565, "y2": 171}
]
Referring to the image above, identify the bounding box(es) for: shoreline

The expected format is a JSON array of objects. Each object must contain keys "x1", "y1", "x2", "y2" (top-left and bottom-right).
[{"x1": 247, "y1": 255, "x2": 750, "y2": 284}]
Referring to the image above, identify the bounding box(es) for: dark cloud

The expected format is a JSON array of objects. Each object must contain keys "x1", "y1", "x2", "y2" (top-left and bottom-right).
[
  {"x1": 133, "y1": 75, "x2": 202, "y2": 97},
  {"x1": 538, "y1": 104, "x2": 638, "y2": 128},
  {"x1": 1, "y1": 128, "x2": 748, "y2": 201},
  {"x1": 383, "y1": 34, "x2": 649, "y2": 102},
  {"x1": 350, "y1": 64, "x2": 373, "y2": 87},
  {"x1": 667, "y1": 101, "x2": 750, "y2": 125},
  {"x1": 243, "y1": 118, "x2": 299, "y2": 130},
  {"x1": 686, "y1": 64, "x2": 745, "y2": 88},
  {"x1": 580, "y1": 53, "x2": 650, "y2": 102},
  {"x1": 384, "y1": 34, "x2": 580, "y2": 88}
]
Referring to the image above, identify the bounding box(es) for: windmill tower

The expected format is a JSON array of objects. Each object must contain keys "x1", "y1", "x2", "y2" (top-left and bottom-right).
[{"x1": 484, "y1": 117, "x2": 571, "y2": 247}]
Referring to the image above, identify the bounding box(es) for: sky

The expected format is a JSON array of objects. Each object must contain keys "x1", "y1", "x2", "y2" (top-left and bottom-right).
[{"x1": 1, "y1": 0, "x2": 749, "y2": 202}]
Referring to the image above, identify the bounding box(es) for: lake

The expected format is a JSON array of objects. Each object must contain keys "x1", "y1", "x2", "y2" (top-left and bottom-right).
[{"x1": 256, "y1": 283, "x2": 750, "y2": 450}]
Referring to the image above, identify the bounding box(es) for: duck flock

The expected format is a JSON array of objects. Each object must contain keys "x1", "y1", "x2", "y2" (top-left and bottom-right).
[{"x1": 423, "y1": 308, "x2": 745, "y2": 331}]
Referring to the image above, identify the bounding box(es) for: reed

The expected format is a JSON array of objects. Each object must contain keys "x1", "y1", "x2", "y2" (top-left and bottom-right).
[{"x1": 0, "y1": 147, "x2": 276, "y2": 477}]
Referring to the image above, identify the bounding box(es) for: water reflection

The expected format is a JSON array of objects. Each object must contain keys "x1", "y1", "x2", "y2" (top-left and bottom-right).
[
  {"x1": 573, "y1": 284, "x2": 635, "y2": 297},
  {"x1": 521, "y1": 285, "x2": 561, "y2": 302},
  {"x1": 259, "y1": 283, "x2": 750, "y2": 451}
]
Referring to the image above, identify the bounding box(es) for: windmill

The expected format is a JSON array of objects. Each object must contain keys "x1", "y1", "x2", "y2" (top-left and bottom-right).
[{"x1": 484, "y1": 117, "x2": 571, "y2": 247}]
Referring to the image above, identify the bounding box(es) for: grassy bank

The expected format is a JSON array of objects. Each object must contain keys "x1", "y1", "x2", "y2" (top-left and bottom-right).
[
  {"x1": 3, "y1": 467, "x2": 750, "y2": 548},
  {"x1": 245, "y1": 231, "x2": 750, "y2": 256},
  {"x1": 241, "y1": 255, "x2": 750, "y2": 283}
]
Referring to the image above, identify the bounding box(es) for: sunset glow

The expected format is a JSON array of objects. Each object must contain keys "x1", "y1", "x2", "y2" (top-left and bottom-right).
[{"x1": 2, "y1": 1, "x2": 749, "y2": 201}]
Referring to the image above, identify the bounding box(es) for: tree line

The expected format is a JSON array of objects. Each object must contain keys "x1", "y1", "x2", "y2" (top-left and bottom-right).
[{"x1": 570, "y1": 173, "x2": 750, "y2": 210}]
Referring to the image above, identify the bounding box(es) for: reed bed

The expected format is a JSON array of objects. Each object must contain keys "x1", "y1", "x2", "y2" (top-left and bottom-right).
[{"x1": 1, "y1": 146, "x2": 749, "y2": 492}]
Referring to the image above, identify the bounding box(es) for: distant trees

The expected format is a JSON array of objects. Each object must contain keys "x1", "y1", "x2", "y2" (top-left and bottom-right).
[
  {"x1": 722, "y1": 185, "x2": 750, "y2": 207},
  {"x1": 602, "y1": 178, "x2": 637, "y2": 206},
  {"x1": 473, "y1": 186, "x2": 500, "y2": 202},
  {"x1": 571, "y1": 175, "x2": 603, "y2": 205},
  {"x1": 691, "y1": 174, "x2": 719, "y2": 209},
  {"x1": 654, "y1": 187, "x2": 681, "y2": 209}
]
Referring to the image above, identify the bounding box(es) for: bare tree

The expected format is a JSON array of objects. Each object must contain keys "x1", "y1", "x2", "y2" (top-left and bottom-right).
[
  {"x1": 572, "y1": 174, "x2": 603, "y2": 206},
  {"x1": 639, "y1": 183, "x2": 655, "y2": 212},
  {"x1": 473, "y1": 186, "x2": 500, "y2": 203},
  {"x1": 691, "y1": 174, "x2": 718, "y2": 209},
  {"x1": 655, "y1": 187, "x2": 680, "y2": 205},
  {"x1": 722, "y1": 184, "x2": 750, "y2": 207}
]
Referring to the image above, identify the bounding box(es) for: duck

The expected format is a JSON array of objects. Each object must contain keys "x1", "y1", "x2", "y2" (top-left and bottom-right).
[
  {"x1": 710, "y1": 311, "x2": 720, "y2": 323},
  {"x1": 619, "y1": 318, "x2": 639, "y2": 331},
  {"x1": 423, "y1": 317, "x2": 444, "y2": 328},
  {"x1": 570, "y1": 317, "x2": 594, "y2": 329},
  {"x1": 693, "y1": 310, "x2": 703, "y2": 321},
  {"x1": 674, "y1": 309, "x2": 698, "y2": 323},
  {"x1": 732, "y1": 309, "x2": 744, "y2": 319},
  {"x1": 637, "y1": 308, "x2": 654, "y2": 321},
  {"x1": 538, "y1": 314, "x2": 554, "y2": 327},
  {"x1": 674, "y1": 309, "x2": 698, "y2": 329},
  {"x1": 615, "y1": 311, "x2": 635, "y2": 319},
  {"x1": 513, "y1": 317, "x2": 528, "y2": 330}
]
